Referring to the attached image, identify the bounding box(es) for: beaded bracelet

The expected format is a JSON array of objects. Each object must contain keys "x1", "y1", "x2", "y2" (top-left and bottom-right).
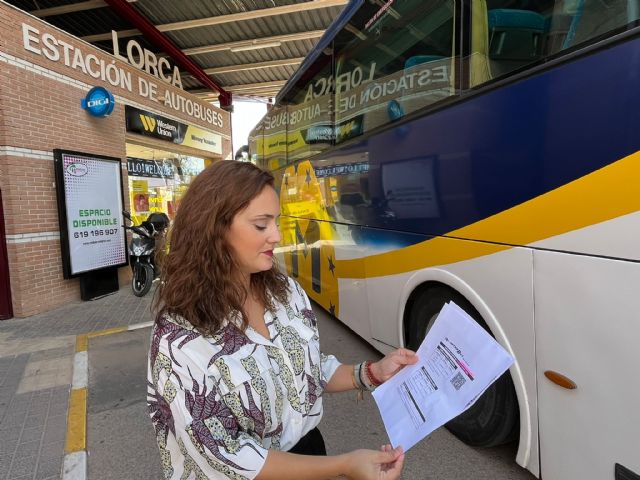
[
  {"x1": 365, "y1": 361, "x2": 383, "y2": 387},
  {"x1": 356, "y1": 361, "x2": 377, "y2": 391}
]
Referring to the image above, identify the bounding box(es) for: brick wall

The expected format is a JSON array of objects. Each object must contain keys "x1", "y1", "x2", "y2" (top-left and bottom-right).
[{"x1": 0, "y1": 2, "x2": 232, "y2": 317}]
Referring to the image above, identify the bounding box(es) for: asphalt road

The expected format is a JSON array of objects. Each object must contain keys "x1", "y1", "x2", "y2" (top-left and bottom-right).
[{"x1": 86, "y1": 302, "x2": 536, "y2": 480}]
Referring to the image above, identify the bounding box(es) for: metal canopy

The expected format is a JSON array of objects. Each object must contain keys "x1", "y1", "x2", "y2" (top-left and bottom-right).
[{"x1": 7, "y1": 0, "x2": 349, "y2": 104}]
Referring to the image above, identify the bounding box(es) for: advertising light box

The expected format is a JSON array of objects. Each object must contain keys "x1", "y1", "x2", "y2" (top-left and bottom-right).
[{"x1": 54, "y1": 150, "x2": 128, "y2": 278}]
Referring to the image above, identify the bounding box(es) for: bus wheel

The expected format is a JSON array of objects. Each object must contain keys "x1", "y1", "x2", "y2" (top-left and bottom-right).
[{"x1": 406, "y1": 285, "x2": 519, "y2": 447}]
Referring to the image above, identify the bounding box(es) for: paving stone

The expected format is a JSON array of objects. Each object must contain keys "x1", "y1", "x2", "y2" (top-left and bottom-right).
[
  {"x1": 49, "y1": 389, "x2": 69, "y2": 404},
  {"x1": 6, "y1": 400, "x2": 31, "y2": 414},
  {"x1": 0, "y1": 439, "x2": 17, "y2": 456},
  {"x1": 8, "y1": 456, "x2": 37, "y2": 478},
  {"x1": 29, "y1": 347, "x2": 72, "y2": 362},
  {"x1": 24, "y1": 415, "x2": 46, "y2": 428},
  {"x1": 19, "y1": 426, "x2": 43, "y2": 444},
  {"x1": 44, "y1": 418, "x2": 67, "y2": 436},
  {"x1": 9, "y1": 392, "x2": 33, "y2": 407},
  {"x1": 0, "y1": 358, "x2": 14, "y2": 368},
  {"x1": 35, "y1": 457, "x2": 62, "y2": 480},
  {"x1": 0, "y1": 414, "x2": 26, "y2": 431},
  {"x1": 47, "y1": 402, "x2": 68, "y2": 417},
  {"x1": 0, "y1": 454, "x2": 13, "y2": 473},
  {"x1": 14, "y1": 440, "x2": 40, "y2": 459},
  {"x1": 38, "y1": 442, "x2": 63, "y2": 461},
  {"x1": 32, "y1": 390, "x2": 51, "y2": 398},
  {"x1": 0, "y1": 426, "x2": 21, "y2": 443},
  {"x1": 41, "y1": 431, "x2": 62, "y2": 446},
  {"x1": 17, "y1": 357, "x2": 72, "y2": 395}
]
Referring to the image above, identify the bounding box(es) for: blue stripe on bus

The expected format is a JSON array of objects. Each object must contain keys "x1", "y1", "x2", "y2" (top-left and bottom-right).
[{"x1": 314, "y1": 36, "x2": 640, "y2": 243}]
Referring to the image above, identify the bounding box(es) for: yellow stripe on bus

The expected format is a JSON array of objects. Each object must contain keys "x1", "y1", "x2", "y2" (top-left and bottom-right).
[{"x1": 336, "y1": 150, "x2": 640, "y2": 278}]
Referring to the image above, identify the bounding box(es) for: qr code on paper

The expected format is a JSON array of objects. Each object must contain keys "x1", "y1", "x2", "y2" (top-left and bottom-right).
[{"x1": 451, "y1": 372, "x2": 466, "y2": 391}]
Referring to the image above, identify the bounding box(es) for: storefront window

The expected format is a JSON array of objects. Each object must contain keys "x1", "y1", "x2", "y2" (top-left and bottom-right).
[{"x1": 125, "y1": 144, "x2": 207, "y2": 225}]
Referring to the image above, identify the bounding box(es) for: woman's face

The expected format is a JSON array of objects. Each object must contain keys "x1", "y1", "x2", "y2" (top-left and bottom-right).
[{"x1": 226, "y1": 186, "x2": 281, "y2": 277}]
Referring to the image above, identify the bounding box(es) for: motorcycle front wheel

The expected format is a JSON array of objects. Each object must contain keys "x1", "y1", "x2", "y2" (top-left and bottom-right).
[{"x1": 132, "y1": 263, "x2": 154, "y2": 297}]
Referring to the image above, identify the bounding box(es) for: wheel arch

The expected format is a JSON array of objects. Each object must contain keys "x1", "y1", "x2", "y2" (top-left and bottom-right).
[{"x1": 396, "y1": 267, "x2": 533, "y2": 469}]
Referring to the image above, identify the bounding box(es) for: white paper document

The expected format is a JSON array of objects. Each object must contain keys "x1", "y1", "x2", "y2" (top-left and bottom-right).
[{"x1": 372, "y1": 302, "x2": 514, "y2": 452}]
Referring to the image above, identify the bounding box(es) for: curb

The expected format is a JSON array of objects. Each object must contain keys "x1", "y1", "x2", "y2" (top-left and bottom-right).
[{"x1": 61, "y1": 321, "x2": 153, "y2": 480}]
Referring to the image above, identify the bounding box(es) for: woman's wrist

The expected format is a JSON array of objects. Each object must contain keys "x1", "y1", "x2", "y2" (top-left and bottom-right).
[{"x1": 369, "y1": 361, "x2": 384, "y2": 385}]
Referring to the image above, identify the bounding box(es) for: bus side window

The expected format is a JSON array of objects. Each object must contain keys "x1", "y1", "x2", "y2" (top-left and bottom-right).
[
  {"x1": 487, "y1": 9, "x2": 546, "y2": 77},
  {"x1": 404, "y1": 55, "x2": 446, "y2": 70},
  {"x1": 470, "y1": 0, "x2": 637, "y2": 87},
  {"x1": 563, "y1": 0, "x2": 636, "y2": 49},
  {"x1": 545, "y1": 7, "x2": 574, "y2": 54}
]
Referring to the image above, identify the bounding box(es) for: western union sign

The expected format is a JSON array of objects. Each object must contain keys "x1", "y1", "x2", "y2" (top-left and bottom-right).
[
  {"x1": 139, "y1": 114, "x2": 156, "y2": 132},
  {"x1": 125, "y1": 106, "x2": 221, "y2": 155}
]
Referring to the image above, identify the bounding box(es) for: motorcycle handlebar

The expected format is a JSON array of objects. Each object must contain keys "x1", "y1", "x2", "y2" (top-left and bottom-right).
[
  {"x1": 124, "y1": 224, "x2": 153, "y2": 238},
  {"x1": 122, "y1": 211, "x2": 167, "y2": 239}
]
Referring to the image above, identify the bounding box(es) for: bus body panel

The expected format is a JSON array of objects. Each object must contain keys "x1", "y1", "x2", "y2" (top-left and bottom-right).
[
  {"x1": 534, "y1": 250, "x2": 640, "y2": 479},
  {"x1": 364, "y1": 245, "x2": 538, "y2": 476}
]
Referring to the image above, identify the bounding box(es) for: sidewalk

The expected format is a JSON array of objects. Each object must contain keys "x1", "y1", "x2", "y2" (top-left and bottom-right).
[{"x1": 0, "y1": 285, "x2": 156, "y2": 480}]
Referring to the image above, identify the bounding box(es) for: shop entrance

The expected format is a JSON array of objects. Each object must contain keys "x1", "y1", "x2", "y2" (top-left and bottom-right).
[
  {"x1": 125, "y1": 144, "x2": 213, "y2": 226},
  {"x1": 0, "y1": 189, "x2": 13, "y2": 319}
]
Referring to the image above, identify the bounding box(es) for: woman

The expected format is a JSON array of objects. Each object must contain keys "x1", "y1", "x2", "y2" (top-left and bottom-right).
[{"x1": 148, "y1": 161, "x2": 418, "y2": 479}]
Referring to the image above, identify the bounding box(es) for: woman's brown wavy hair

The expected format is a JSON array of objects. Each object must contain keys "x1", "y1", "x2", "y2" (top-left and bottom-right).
[{"x1": 154, "y1": 161, "x2": 290, "y2": 335}]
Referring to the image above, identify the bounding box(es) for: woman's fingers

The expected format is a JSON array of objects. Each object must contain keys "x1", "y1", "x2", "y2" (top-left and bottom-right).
[
  {"x1": 378, "y1": 445, "x2": 405, "y2": 478},
  {"x1": 394, "y1": 348, "x2": 418, "y2": 364},
  {"x1": 385, "y1": 450, "x2": 405, "y2": 476}
]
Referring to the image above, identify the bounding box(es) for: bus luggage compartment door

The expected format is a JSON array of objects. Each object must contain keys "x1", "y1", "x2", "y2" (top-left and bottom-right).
[{"x1": 533, "y1": 250, "x2": 640, "y2": 479}]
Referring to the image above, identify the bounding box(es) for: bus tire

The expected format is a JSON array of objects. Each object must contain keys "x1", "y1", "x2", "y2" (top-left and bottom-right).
[{"x1": 405, "y1": 284, "x2": 519, "y2": 447}]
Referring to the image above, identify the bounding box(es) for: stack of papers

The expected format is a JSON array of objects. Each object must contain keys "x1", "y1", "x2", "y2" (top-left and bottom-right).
[{"x1": 372, "y1": 302, "x2": 514, "y2": 451}]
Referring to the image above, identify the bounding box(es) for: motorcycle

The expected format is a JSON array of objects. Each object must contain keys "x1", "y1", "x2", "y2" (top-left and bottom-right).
[{"x1": 122, "y1": 211, "x2": 170, "y2": 297}]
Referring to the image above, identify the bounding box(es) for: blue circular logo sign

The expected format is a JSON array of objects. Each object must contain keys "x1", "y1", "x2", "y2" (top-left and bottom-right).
[
  {"x1": 81, "y1": 86, "x2": 115, "y2": 117},
  {"x1": 387, "y1": 100, "x2": 405, "y2": 122}
]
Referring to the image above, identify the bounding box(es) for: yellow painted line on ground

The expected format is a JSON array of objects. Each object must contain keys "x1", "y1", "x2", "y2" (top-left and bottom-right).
[
  {"x1": 65, "y1": 324, "x2": 141, "y2": 460},
  {"x1": 76, "y1": 334, "x2": 88, "y2": 353},
  {"x1": 65, "y1": 324, "x2": 151, "y2": 460},
  {"x1": 65, "y1": 388, "x2": 87, "y2": 453},
  {"x1": 87, "y1": 326, "x2": 127, "y2": 338}
]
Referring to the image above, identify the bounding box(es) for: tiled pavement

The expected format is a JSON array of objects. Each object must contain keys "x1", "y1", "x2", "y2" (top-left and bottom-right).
[{"x1": 0, "y1": 286, "x2": 156, "y2": 480}]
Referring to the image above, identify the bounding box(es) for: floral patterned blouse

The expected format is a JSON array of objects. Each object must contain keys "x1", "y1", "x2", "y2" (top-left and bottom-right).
[{"x1": 147, "y1": 277, "x2": 341, "y2": 479}]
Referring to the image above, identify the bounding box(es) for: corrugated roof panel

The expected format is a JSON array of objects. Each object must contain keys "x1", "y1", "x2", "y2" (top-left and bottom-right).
[
  {"x1": 184, "y1": 62, "x2": 296, "y2": 88},
  {"x1": 189, "y1": 38, "x2": 315, "y2": 68},
  {"x1": 30, "y1": 8, "x2": 134, "y2": 38},
  {"x1": 10, "y1": 0, "x2": 77, "y2": 10},
  {"x1": 149, "y1": 5, "x2": 344, "y2": 49},
  {"x1": 137, "y1": 0, "x2": 303, "y2": 24},
  {"x1": 182, "y1": 76, "x2": 203, "y2": 90}
]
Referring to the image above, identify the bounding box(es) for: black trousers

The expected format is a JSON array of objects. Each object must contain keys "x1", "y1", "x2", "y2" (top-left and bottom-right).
[{"x1": 287, "y1": 427, "x2": 327, "y2": 456}]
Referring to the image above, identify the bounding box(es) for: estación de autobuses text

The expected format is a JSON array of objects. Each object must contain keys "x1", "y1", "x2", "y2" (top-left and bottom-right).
[{"x1": 21, "y1": 24, "x2": 225, "y2": 128}]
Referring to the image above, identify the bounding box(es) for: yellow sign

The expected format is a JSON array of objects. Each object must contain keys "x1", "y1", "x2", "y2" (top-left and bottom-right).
[
  {"x1": 131, "y1": 180, "x2": 148, "y2": 193},
  {"x1": 139, "y1": 114, "x2": 157, "y2": 132},
  {"x1": 181, "y1": 125, "x2": 222, "y2": 155}
]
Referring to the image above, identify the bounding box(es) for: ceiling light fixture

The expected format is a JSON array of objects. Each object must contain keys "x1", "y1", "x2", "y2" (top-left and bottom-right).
[{"x1": 229, "y1": 41, "x2": 282, "y2": 52}]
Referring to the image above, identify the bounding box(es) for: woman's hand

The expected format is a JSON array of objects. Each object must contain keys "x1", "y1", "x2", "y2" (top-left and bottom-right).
[
  {"x1": 345, "y1": 445, "x2": 405, "y2": 479},
  {"x1": 370, "y1": 348, "x2": 418, "y2": 383}
]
